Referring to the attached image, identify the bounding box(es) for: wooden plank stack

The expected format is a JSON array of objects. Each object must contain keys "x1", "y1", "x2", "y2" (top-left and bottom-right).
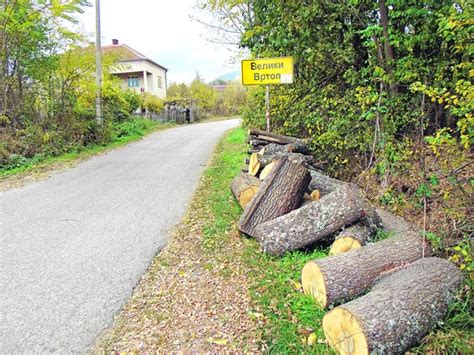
[{"x1": 230, "y1": 129, "x2": 464, "y2": 355}]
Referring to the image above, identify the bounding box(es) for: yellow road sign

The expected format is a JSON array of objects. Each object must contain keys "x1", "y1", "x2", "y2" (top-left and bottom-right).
[{"x1": 241, "y1": 57, "x2": 294, "y2": 85}]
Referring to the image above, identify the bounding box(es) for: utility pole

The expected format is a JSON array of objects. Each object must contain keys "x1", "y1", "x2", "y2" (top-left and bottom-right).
[{"x1": 95, "y1": 0, "x2": 103, "y2": 125}]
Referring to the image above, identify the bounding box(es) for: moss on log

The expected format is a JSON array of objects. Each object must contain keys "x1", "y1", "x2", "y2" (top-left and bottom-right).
[{"x1": 323, "y1": 257, "x2": 463, "y2": 355}]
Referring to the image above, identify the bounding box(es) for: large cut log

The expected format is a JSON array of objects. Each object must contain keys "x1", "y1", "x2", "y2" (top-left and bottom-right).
[
  {"x1": 329, "y1": 207, "x2": 383, "y2": 255},
  {"x1": 249, "y1": 138, "x2": 268, "y2": 147},
  {"x1": 259, "y1": 143, "x2": 288, "y2": 155},
  {"x1": 329, "y1": 223, "x2": 372, "y2": 255},
  {"x1": 323, "y1": 257, "x2": 463, "y2": 355},
  {"x1": 308, "y1": 168, "x2": 345, "y2": 196},
  {"x1": 258, "y1": 152, "x2": 314, "y2": 168},
  {"x1": 376, "y1": 208, "x2": 414, "y2": 234},
  {"x1": 301, "y1": 233, "x2": 432, "y2": 308},
  {"x1": 237, "y1": 157, "x2": 310, "y2": 238},
  {"x1": 230, "y1": 172, "x2": 261, "y2": 209},
  {"x1": 248, "y1": 128, "x2": 310, "y2": 147},
  {"x1": 255, "y1": 185, "x2": 367, "y2": 255}
]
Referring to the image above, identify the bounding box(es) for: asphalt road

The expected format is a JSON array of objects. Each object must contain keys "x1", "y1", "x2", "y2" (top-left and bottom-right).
[{"x1": 0, "y1": 119, "x2": 240, "y2": 353}]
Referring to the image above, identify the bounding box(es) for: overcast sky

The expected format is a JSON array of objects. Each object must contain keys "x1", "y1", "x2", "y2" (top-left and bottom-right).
[{"x1": 77, "y1": 0, "x2": 240, "y2": 83}]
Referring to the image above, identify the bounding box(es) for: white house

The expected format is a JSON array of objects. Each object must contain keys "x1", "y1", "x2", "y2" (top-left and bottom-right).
[{"x1": 103, "y1": 39, "x2": 168, "y2": 98}]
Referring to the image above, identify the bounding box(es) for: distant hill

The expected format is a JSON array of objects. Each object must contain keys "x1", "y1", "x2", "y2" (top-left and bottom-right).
[{"x1": 209, "y1": 70, "x2": 240, "y2": 85}]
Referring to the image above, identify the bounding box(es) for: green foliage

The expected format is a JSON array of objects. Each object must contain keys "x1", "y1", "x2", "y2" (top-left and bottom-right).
[
  {"x1": 141, "y1": 93, "x2": 164, "y2": 113},
  {"x1": 167, "y1": 76, "x2": 247, "y2": 117},
  {"x1": 237, "y1": 0, "x2": 472, "y2": 175},
  {"x1": 0, "y1": 1, "x2": 148, "y2": 169},
  {"x1": 0, "y1": 117, "x2": 170, "y2": 176}
]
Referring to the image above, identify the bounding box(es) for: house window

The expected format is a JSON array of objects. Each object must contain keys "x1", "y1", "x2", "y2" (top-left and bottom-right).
[
  {"x1": 127, "y1": 76, "x2": 139, "y2": 88},
  {"x1": 158, "y1": 76, "x2": 162, "y2": 89}
]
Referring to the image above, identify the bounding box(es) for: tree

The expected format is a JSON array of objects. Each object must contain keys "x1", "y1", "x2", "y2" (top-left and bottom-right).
[
  {"x1": 189, "y1": 74, "x2": 217, "y2": 112},
  {"x1": 0, "y1": 0, "x2": 87, "y2": 130}
]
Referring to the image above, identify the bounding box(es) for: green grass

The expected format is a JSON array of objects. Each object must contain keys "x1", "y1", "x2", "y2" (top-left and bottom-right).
[
  {"x1": 196, "y1": 127, "x2": 333, "y2": 353},
  {"x1": 248, "y1": 250, "x2": 333, "y2": 354},
  {"x1": 0, "y1": 118, "x2": 175, "y2": 178}
]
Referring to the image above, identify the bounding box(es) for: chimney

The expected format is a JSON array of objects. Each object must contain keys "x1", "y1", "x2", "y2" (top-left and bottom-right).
[{"x1": 112, "y1": 39, "x2": 119, "y2": 45}]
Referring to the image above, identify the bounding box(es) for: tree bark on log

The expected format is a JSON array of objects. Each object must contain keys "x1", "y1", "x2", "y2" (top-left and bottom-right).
[
  {"x1": 302, "y1": 233, "x2": 433, "y2": 308},
  {"x1": 248, "y1": 128, "x2": 310, "y2": 147},
  {"x1": 255, "y1": 185, "x2": 367, "y2": 255},
  {"x1": 249, "y1": 138, "x2": 268, "y2": 147},
  {"x1": 259, "y1": 143, "x2": 287, "y2": 155},
  {"x1": 230, "y1": 172, "x2": 261, "y2": 209},
  {"x1": 258, "y1": 152, "x2": 314, "y2": 169},
  {"x1": 323, "y1": 257, "x2": 463, "y2": 355},
  {"x1": 376, "y1": 208, "x2": 414, "y2": 234},
  {"x1": 237, "y1": 157, "x2": 311, "y2": 238},
  {"x1": 308, "y1": 168, "x2": 346, "y2": 196}
]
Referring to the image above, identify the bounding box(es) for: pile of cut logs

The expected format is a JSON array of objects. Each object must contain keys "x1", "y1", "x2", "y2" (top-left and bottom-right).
[{"x1": 231, "y1": 129, "x2": 464, "y2": 355}]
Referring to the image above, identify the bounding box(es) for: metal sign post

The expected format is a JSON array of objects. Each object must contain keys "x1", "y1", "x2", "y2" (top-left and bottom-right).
[
  {"x1": 241, "y1": 57, "x2": 294, "y2": 132},
  {"x1": 265, "y1": 85, "x2": 270, "y2": 132}
]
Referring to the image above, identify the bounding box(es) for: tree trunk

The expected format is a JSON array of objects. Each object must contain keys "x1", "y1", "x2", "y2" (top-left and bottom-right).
[
  {"x1": 323, "y1": 257, "x2": 463, "y2": 355},
  {"x1": 376, "y1": 208, "x2": 414, "y2": 234},
  {"x1": 378, "y1": 0, "x2": 398, "y2": 94},
  {"x1": 302, "y1": 233, "x2": 432, "y2": 308},
  {"x1": 308, "y1": 168, "x2": 345, "y2": 196},
  {"x1": 230, "y1": 172, "x2": 261, "y2": 209},
  {"x1": 329, "y1": 206, "x2": 382, "y2": 255},
  {"x1": 237, "y1": 156, "x2": 310, "y2": 238},
  {"x1": 255, "y1": 185, "x2": 366, "y2": 255}
]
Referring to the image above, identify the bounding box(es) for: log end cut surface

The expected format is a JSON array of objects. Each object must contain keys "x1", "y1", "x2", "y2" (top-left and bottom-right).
[
  {"x1": 249, "y1": 153, "x2": 260, "y2": 176},
  {"x1": 329, "y1": 237, "x2": 362, "y2": 255},
  {"x1": 240, "y1": 185, "x2": 258, "y2": 208},
  {"x1": 259, "y1": 161, "x2": 275, "y2": 180},
  {"x1": 323, "y1": 307, "x2": 368, "y2": 355},
  {"x1": 302, "y1": 261, "x2": 327, "y2": 308}
]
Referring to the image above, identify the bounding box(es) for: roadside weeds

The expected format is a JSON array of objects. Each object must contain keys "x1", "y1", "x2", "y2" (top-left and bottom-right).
[{"x1": 0, "y1": 120, "x2": 175, "y2": 192}]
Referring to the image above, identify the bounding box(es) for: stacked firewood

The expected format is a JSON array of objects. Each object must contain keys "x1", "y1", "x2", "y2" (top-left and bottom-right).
[{"x1": 230, "y1": 129, "x2": 464, "y2": 355}]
